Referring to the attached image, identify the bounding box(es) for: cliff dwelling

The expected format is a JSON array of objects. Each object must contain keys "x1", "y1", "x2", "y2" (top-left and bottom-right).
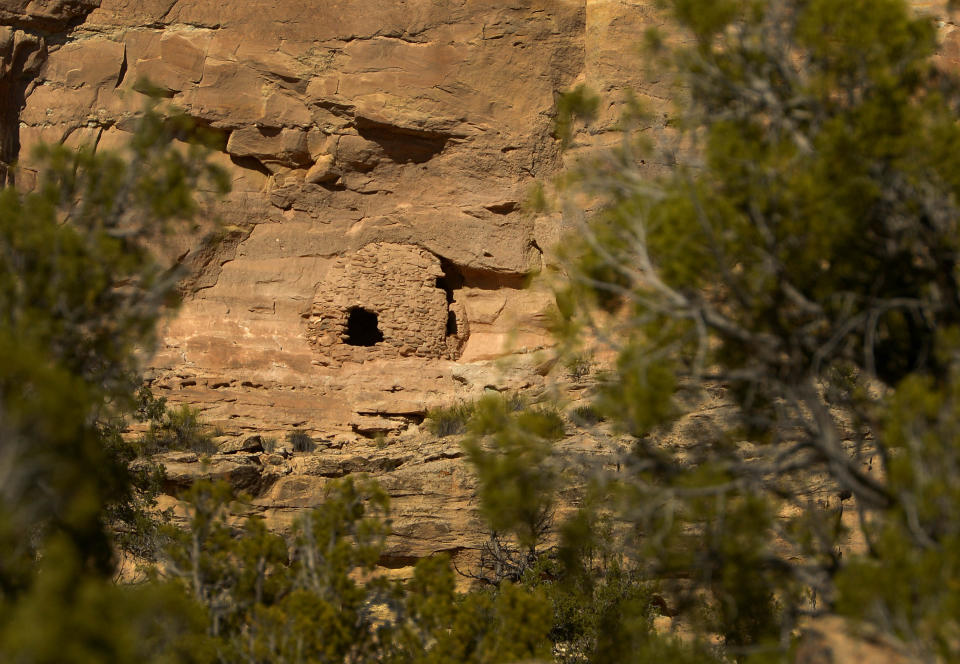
[{"x1": 305, "y1": 243, "x2": 469, "y2": 365}]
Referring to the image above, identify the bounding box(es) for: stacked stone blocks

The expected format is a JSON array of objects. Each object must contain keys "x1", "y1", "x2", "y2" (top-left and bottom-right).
[{"x1": 305, "y1": 243, "x2": 468, "y2": 365}]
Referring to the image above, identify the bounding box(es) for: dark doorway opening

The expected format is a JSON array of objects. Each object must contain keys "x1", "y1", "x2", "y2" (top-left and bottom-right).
[
  {"x1": 435, "y1": 258, "x2": 464, "y2": 304},
  {"x1": 446, "y1": 310, "x2": 458, "y2": 336},
  {"x1": 436, "y1": 277, "x2": 454, "y2": 303},
  {"x1": 344, "y1": 307, "x2": 384, "y2": 346}
]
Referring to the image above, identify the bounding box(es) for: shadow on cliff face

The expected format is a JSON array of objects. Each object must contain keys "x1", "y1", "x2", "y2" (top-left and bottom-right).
[
  {"x1": 0, "y1": 0, "x2": 101, "y2": 186},
  {"x1": 355, "y1": 118, "x2": 452, "y2": 164},
  {"x1": 0, "y1": 30, "x2": 44, "y2": 186},
  {"x1": 438, "y1": 256, "x2": 530, "y2": 292}
]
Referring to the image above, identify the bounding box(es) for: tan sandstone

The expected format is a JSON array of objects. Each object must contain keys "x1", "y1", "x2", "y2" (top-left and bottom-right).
[{"x1": 2, "y1": 0, "x2": 955, "y2": 618}]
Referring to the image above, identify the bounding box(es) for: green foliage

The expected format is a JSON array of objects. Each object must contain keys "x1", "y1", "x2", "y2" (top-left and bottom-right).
[
  {"x1": 555, "y1": 83, "x2": 600, "y2": 149},
  {"x1": 597, "y1": 343, "x2": 678, "y2": 437},
  {"x1": 524, "y1": 180, "x2": 549, "y2": 214},
  {"x1": 564, "y1": 352, "x2": 594, "y2": 382},
  {"x1": 425, "y1": 400, "x2": 478, "y2": 438},
  {"x1": 136, "y1": 385, "x2": 169, "y2": 423},
  {"x1": 0, "y1": 536, "x2": 215, "y2": 664},
  {"x1": 286, "y1": 428, "x2": 315, "y2": 452},
  {"x1": 0, "y1": 89, "x2": 583, "y2": 664},
  {"x1": 1, "y1": 109, "x2": 227, "y2": 406},
  {"x1": 393, "y1": 555, "x2": 554, "y2": 664},
  {"x1": 103, "y1": 421, "x2": 170, "y2": 561},
  {"x1": 462, "y1": 394, "x2": 565, "y2": 581},
  {"x1": 833, "y1": 361, "x2": 960, "y2": 657},
  {"x1": 162, "y1": 477, "x2": 393, "y2": 663},
  {"x1": 138, "y1": 403, "x2": 218, "y2": 455},
  {"x1": 551, "y1": 0, "x2": 960, "y2": 658},
  {"x1": 543, "y1": 556, "x2": 657, "y2": 663},
  {"x1": 570, "y1": 404, "x2": 604, "y2": 427},
  {"x1": 160, "y1": 476, "x2": 561, "y2": 664},
  {"x1": 0, "y1": 99, "x2": 229, "y2": 660},
  {"x1": 13, "y1": 1, "x2": 960, "y2": 659}
]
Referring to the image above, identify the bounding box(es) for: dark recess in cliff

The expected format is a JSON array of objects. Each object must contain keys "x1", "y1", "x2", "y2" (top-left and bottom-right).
[
  {"x1": 0, "y1": 0, "x2": 101, "y2": 185},
  {"x1": 355, "y1": 118, "x2": 452, "y2": 164}
]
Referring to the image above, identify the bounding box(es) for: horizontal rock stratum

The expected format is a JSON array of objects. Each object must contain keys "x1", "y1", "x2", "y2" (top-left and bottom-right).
[{"x1": 4, "y1": 0, "x2": 959, "y2": 578}]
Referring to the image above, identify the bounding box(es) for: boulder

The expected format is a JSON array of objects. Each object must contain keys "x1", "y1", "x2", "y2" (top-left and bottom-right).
[
  {"x1": 217, "y1": 435, "x2": 265, "y2": 454},
  {"x1": 161, "y1": 454, "x2": 263, "y2": 492}
]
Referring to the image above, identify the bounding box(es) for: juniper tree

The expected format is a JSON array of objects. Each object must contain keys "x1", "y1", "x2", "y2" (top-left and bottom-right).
[
  {"x1": 553, "y1": 0, "x2": 960, "y2": 659},
  {"x1": 0, "y1": 102, "x2": 228, "y2": 662}
]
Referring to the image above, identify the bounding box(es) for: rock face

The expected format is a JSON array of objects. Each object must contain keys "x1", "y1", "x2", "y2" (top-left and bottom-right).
[
  {"x1": 0, "y1": 0, "x2": 645, "y2": 576},
  {"x1": 0, "y1": 0, "x2": 100, "y2": 32},
  {"x1": 3, "y1": 0, "x2": 957, "y2": 582},
  {"x1": 794, "y1": 616, "x2": 918, "y2": 664},
  {"x1": 6, "y1": 0, "x2": 612, "y2": 439}
]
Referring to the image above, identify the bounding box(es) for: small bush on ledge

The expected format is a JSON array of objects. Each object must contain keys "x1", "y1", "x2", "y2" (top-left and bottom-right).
[
  {"x1": 136, "y1": 403, "x2": 218, "y2": 456},
  {"x1": 570, "y1": 404, "x2": 604, "y2": 427},
  {"x1": 426, "y1": 401, "x2": 478, "y2": 438},
  {"x1": 261, "y1": 436, "x2": 278, "y2": 453},
  {"x1": 287, "y1": 429, "x2": 315, "y2": 452}
]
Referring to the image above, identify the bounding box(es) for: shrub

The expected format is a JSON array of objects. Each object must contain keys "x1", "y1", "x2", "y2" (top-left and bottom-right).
[
  {"x1": 287, "y1": 429, "x2": 315, "y2": 453},
  {"x1": 261, "y1": 436, "x2": 278, "y2": 453},
  {"x1": 563, "y1": 354, "x2": 593, "y2": 382},
  {"x1": 503, "y1": 392, "x2": 528, "y2": 412},
  {"x1": 426, "y1": 401, "x2": 477, "y2": 438},
  {"x1": 570, "y1": 404, "x2": 604, "y2": 427},
  {"x1": 137, "y1": 404, "x2": 217, "y2": 455},
  {"x1": 463, "y1": 394, "x2": 566, "y2": 560}
]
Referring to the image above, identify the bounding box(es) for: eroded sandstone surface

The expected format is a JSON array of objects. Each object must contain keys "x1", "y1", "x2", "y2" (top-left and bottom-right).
[
  {"x1": 4, "y1": 0, "x2": 958, "y2": 582},
  {"x1": 0, "y1": 0, "x2": 656, "y2": 576}
]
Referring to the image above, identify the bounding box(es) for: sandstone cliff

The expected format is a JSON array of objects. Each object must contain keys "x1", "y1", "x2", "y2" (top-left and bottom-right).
[{"x1": 3, "y1": 0, "x2": 958, "y2": 581}]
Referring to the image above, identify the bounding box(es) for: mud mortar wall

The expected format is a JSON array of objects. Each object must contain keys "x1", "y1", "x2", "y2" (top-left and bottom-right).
[{"x1": 306, "y1": 243, "x2": 468, "y2": 365}]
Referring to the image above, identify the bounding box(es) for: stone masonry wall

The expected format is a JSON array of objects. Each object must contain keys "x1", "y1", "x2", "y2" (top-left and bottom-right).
[{"x1": 305, "y1": 243, "x2": 468, "y2": 365}]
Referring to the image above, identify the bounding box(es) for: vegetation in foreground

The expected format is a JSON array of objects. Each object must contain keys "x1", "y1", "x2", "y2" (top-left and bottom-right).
[
  {"x1": 3, "y1": 0, "x2": 960, "y2": 661},
  {"x1": 550, "y1": 0, "x2": 960, "y2": 659}
]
